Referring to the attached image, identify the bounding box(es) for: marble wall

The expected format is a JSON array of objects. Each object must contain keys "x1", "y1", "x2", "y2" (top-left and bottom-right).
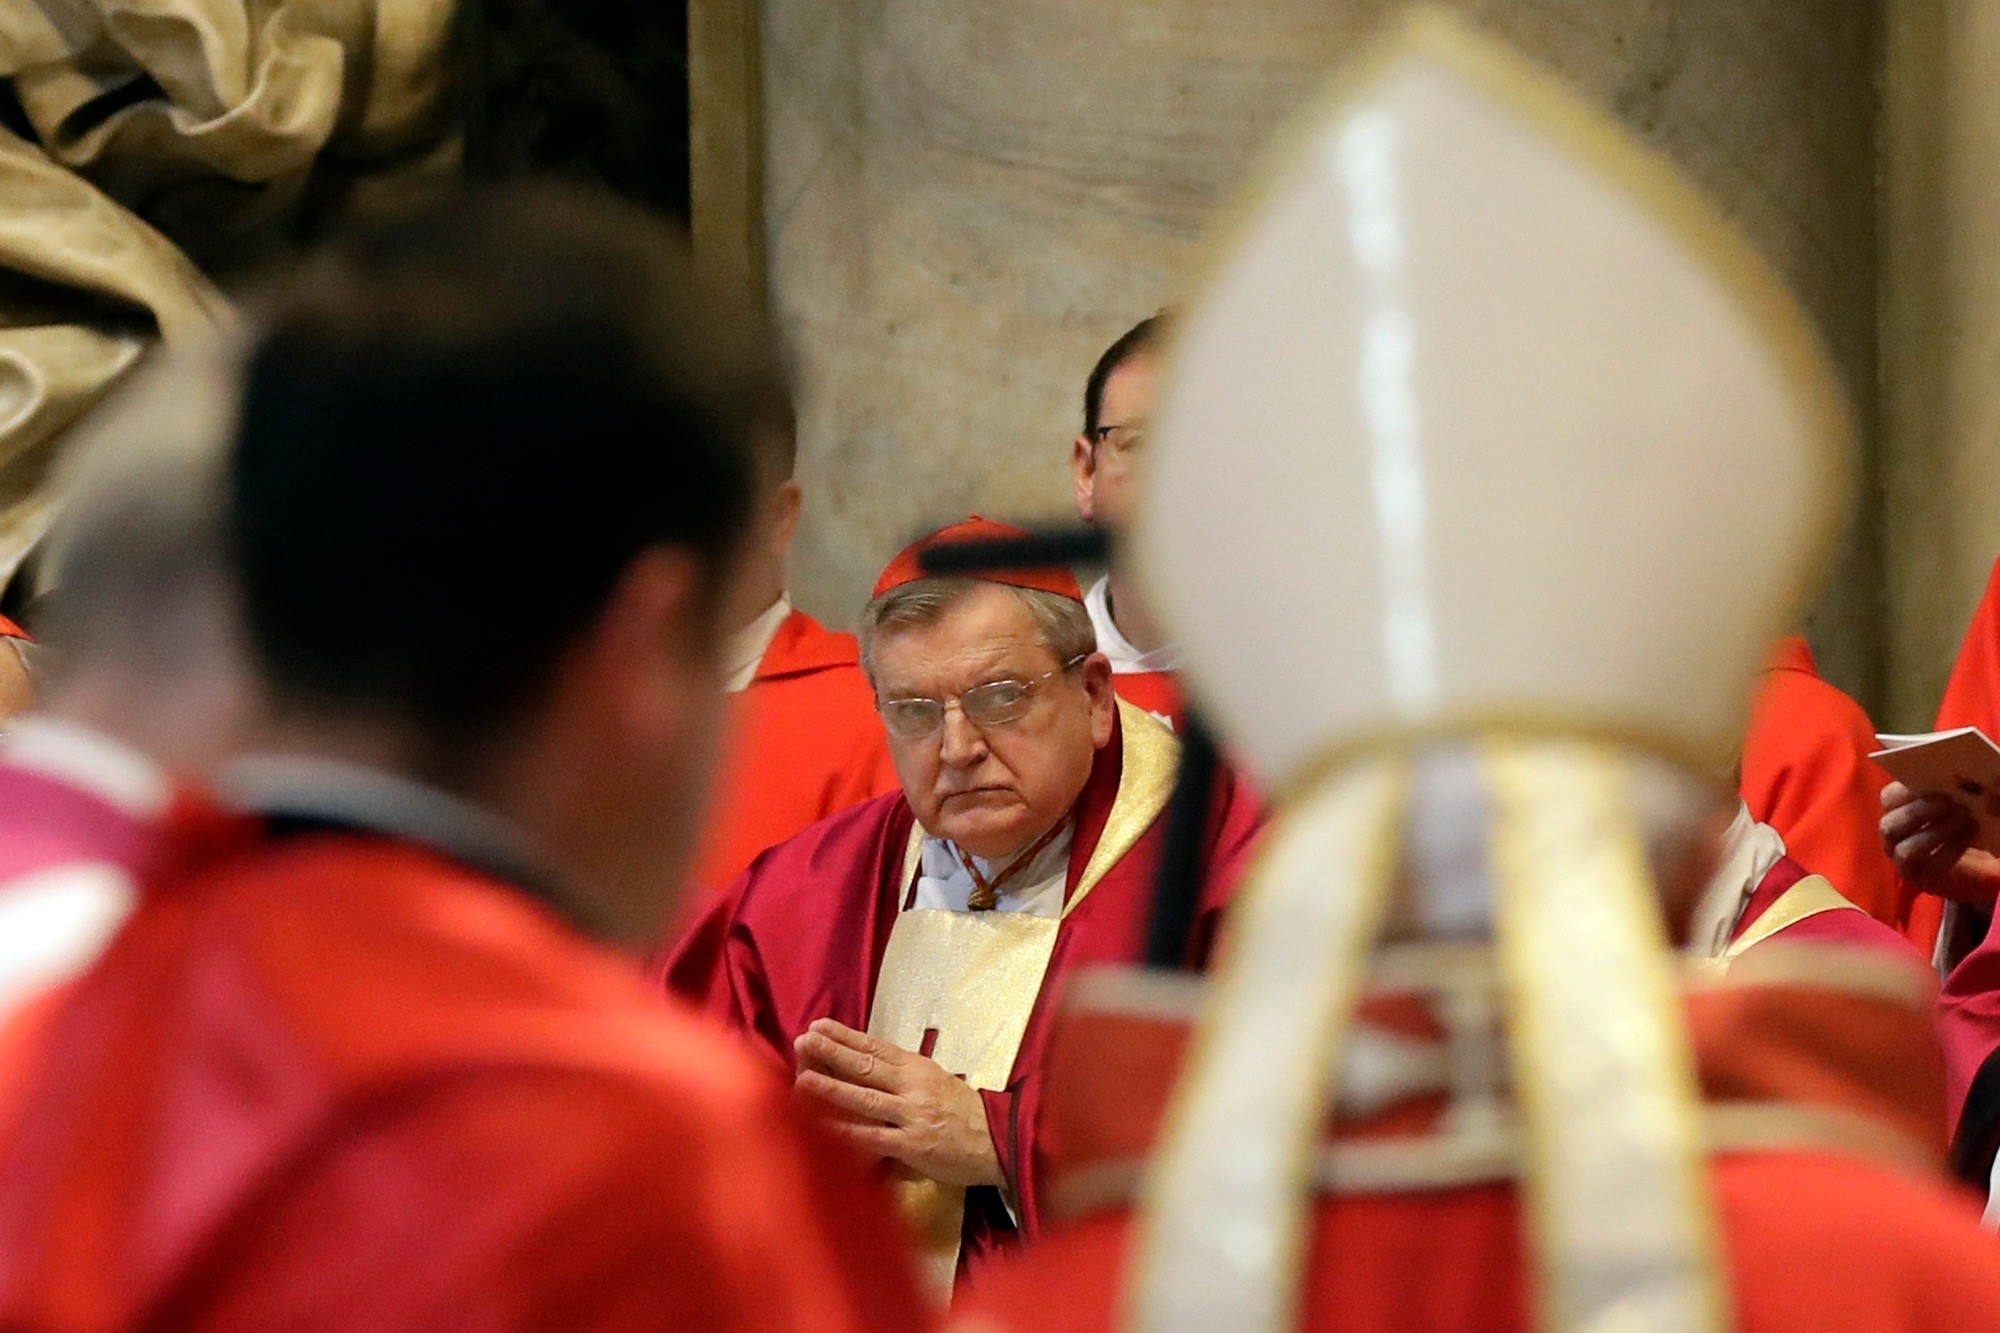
[
  {"x1": 764, "y1": 0, "x2": 1882, "y2": 708},
  {"x1": 1880, "y1": 0, "x2": 2000, "y2": 728}
]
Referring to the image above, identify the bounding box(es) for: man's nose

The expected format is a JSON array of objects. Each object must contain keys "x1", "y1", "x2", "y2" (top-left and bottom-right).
[{"x1": 937, "y1": 703, "x2": 988, "y2": 768}]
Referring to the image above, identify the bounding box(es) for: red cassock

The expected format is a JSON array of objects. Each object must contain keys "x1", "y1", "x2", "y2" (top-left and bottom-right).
[
  {"x1": 0, "y1": 810, "x2": 929, "y2": 1333},
  {"x1": 1739, "y1": 637, "x2": 1902, "y2": 930},
  {"x1": 664, "y1": 705, "x2": 1264, "y2": 1280},
  {"x1": 953, "y1": 946, "x2": 2000, "y2": 1333},
  {"x1": 691, "y1": 610, "x2": 899, "y2": 895}
]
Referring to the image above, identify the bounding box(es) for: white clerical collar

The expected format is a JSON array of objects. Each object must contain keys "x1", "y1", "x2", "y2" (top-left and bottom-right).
[
  {"x1": 725, "y1": 595, "x2": 792, "y2": 694},
  {"x1": 912, "y1": 819, "x2": 1075, "y2": 918},
  {"x1": 2, "y1": 715, "x2": 172, "y2": 819},
  {"x1": 217, "y1": 754, "x2": 556, "y2": 898},
  {"x1": 1084, "y1": 575, "x2": 1180, "y2": 674},
  {"x1": 1687, "y1": 800, "x2": 1790, "y2": 960}
]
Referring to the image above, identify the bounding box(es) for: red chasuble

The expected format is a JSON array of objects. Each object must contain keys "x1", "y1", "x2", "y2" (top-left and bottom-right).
[
  {"x1": 690, "y1": 609, "x2": 899, "y2": 894},
  {"x1": 664, "y1": 703, "x2": 1264, "y2": 1283},
  {"x1": 1739, "y1": 638, "x2": 1902, "y2": 930},
  {"x1": 0, "y1": 813, "x2": 929, "y2": 1333},
  {"x1": 952, "y1": 947, "x2": 2000, "y2": 1333}
]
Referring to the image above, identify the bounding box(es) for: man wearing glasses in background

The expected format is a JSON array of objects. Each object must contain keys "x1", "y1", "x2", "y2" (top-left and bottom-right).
[
  {"x1": 1073, "y1": 314, "x2": 1184, "y2": 727},
  {"x1": 664, "y1": 516, "x2": 1263, "y2": 1300}
]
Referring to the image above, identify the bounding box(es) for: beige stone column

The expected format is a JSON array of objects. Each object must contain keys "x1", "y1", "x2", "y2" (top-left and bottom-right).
[
  {"x1": 757, "y1": 0, "x2": 1882, "y2": 664},
  {"x1": 1880, "y1": 0, "x2": 2000, "y2": 728}
]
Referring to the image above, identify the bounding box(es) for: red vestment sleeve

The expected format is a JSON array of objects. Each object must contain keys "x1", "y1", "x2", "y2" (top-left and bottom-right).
[{"x1": 177, "y1": 1068, "x2": 927, "y2": 1333}]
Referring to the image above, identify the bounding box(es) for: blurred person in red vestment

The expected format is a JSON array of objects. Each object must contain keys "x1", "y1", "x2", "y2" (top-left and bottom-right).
[
  {"x1": 1704, "y1": 635, "x2": 1918, "y2": 971},
  {"x1": 0, "y1": 341, "x2": 261, "y2": 1053},
  {"x1": 670, "y1": 402, "x2": 898, "y2": 910},
  {"x1": 0, "y1": 186, "x2": 927, "y2": 1333},
  {"x1": 1740, "y1": 636, "x2": 1902, "y2": 928}
]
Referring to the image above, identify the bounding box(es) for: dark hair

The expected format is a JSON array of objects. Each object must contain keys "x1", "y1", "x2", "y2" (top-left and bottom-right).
[
  {"x1": 230, "y1": 184, "x2": 776, "y2": 738},
  {"x1": 1082, "y1": 312, "x2": 1170, "y2": 438}
]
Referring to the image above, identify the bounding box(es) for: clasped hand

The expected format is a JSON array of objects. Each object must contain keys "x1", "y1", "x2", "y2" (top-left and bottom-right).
[{"x1": 793, "y1": 1018, "x2": 1004, "y2": 1188}]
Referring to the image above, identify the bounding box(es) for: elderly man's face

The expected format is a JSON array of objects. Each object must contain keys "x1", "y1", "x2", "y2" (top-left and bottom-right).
[{"x1": 871, "y1": 582, "x2": 1116, "y2": 860}]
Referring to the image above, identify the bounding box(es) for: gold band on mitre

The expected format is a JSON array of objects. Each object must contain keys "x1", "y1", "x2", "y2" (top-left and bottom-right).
[{"x1": 1486, "y1": 737, "x2": 1725, "y2": 1333}]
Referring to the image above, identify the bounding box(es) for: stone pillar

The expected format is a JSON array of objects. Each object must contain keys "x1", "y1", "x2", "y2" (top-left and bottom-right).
[
  {"x1": 1879, "y1": 0, "x2": 2000, "y2": 729},
  {"x1": 763, "y1": 0, "x2": 1883, "y2": 691}
]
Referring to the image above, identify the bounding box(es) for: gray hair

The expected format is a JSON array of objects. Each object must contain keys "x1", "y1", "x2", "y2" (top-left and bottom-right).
[
  {"x1": 32, "y1": 336, "x2": 243, "y2": 686},
  {"x1": 858, "y1": 576, "x2": 1096, "y2": 684}
]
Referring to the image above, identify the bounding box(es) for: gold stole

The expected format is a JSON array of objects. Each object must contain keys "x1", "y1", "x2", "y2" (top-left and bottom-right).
[{"x1": 867, "y1": 699, "x2": 1178, "y2": 1296}]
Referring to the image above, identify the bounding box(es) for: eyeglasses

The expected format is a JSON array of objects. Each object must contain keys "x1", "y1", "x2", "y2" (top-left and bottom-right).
[
  {"x1": 1088, "y1": 421, "x2": 1146, "y2": 458},
  {"x1": 877, "y1": 655, "x2": 1088, "y2": 740}
]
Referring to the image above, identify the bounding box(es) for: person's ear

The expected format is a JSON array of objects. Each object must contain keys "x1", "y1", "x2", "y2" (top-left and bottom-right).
[
  {"x1": 1082, "y1": 652, "x2": 1116, "y2": 748},
  {"x1": 769, "y1": 479, "x2": 804, "y2": 565},
  {"x1": 583, "y1": 547, "x2": 709, "y2": 733},
  {"x1": 1072, "y1": 436, "x2": 1099, "y2": 525}
]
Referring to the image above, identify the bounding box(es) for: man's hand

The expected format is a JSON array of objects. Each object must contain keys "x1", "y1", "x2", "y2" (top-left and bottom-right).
[
  {"x1": 793, "y1": 1019, "x2": 1003, "y2": 1188},
  {"x1": 1881, "y1": 781, "x2": 2000, "y2": 904}
]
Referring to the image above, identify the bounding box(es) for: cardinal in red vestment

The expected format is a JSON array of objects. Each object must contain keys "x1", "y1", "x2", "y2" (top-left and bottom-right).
[
  {"x1": 666, "y1": 517, "x2": 1264, "y2": 1293},
  {"x1": 0, "y1": 188, "x2": 926, "y2": 1333},
  {"x1": 1881, "y1": 555, "x2": 2000, "y2": 1172},
  {"x1": 1881, "y1": 557, "x2": 2000, "y2": 960},
  {"x1": 1739, "y1": 636, "x2": 1903, "y2": 929}
]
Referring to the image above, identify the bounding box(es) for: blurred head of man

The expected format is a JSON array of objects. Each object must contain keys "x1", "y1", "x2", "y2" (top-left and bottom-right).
[
  {"x1": 859, "y1": 578, "x2": 1114, "y2": 860},
  {"x1": 1072, "y1": 314, "x2": 1167, "y2": 535},
  {"x1": 29, "y1": 339, "x2": 263, "y2": 775},
  {"x1": 720, "y1": 391, "x2": 803, "y2": 634},
  {"x1": 229, "y1": 186, "x2": 778, "y2": 945}
]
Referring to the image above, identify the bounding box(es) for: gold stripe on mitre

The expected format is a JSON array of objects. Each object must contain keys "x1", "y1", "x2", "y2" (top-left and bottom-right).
[
  {"x1": 868, "y1": 696, "x2": 1182, "y2": 1296},
  {"x1": 1485, "y1": 737, "x2": 1726, "y2": 1333}
]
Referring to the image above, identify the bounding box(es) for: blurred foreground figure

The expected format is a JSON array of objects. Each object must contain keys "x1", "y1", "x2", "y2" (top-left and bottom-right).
[
  {"x1": 668, "y1": 516, "x2": 1263, "y2": 1296},
  {"x1": 1072, "y1": 317, "x2": 1183, "y2": 728},
  {"x1": 0, "y1": 187, "x2": 925, "y2": 1333},
  {"x1": 958, "y1": 15, "x2": 2000, "y2": 1333},
  {"x1": 0, "y1": 343, "x2": 256, "y2": 1034}
]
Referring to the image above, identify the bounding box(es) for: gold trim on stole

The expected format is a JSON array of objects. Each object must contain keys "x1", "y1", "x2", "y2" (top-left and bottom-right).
[
  {"x1": 1718, "y1": 873, "x2": 1861, "y2": 965},
  {"x1": 869, "y1": 698, "x2": 1181, "y2": 1296}
]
